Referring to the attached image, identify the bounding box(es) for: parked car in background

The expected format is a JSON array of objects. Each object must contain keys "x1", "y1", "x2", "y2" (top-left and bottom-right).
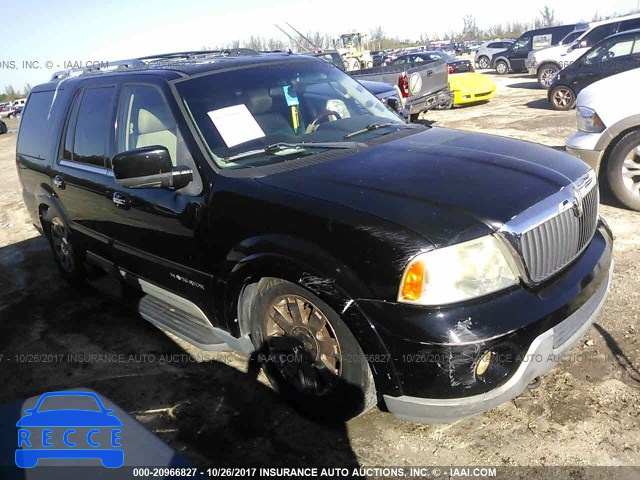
[
  {"x1": 370, "y1": 50, "x2": 385, "y2": 67},
  {"x1": 0, "y1": 105, "x2": 17, "y2": 118},
  {"x1": 454, "y1": 43, "x2": 470, "y2": 55},
  {"x1": 444, "y1": 72, "x2": 496, "y2": 108},
  {"x1": 528, "y1": 13, "x2": 640, "y2": 87},
  {"x1": 526, "y1": 26, "x2": 589, "y2": 87},
  {"x1": 548, "y1": 29, "x2": 640, "y2": 110},
  {"x1": 390, "y1": 51, "x2": 473, "y2": 74},
  {"x1": 468, "y1": 41, "x2": 484, "y2": 52},
  {"x1": 475, "y1": 39, "x2": 514, "y2": 69},
  {"x1": 492, "y1": 23, "x2": 585, "y2": 74},
  {"x1": 12, "y1": 98, "x2": 27, "y2": 108},
  {"x1": 566, "y1": 68, "x2": 640, "y2": 210}
]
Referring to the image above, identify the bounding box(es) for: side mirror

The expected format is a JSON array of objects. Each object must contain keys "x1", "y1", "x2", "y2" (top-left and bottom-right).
[{"x1": 112, "y1": 146, "x2": 193, "y2": 190}]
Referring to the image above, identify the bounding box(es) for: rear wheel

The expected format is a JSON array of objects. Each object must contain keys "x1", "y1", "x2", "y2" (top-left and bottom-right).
[
  {"x1": 477, "y1": 56, "x2": 490, "y2": 69},
  {"x1": 549, "y1": 85, "x2": 576, "y2": 110},
  {"x1": 604, "y1": 130, "x2": 640, "y2": 211},
  {"x1": 495, "y1": 60, "x2": 509, "y2": 74},
  {"x1": 537, "y1": 64, "x2": 559, "y2": 88},
  {"x1": 251, "y1": 279, "x2": 377, "y2": 422}
]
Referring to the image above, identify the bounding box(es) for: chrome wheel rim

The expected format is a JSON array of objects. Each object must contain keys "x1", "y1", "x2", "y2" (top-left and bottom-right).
[
  {"x1": 540, "y1": 68, "x2": 557, "y2": 87},
  {"x1": 265, "y1": 294, "x2": 342, "y2": 395},
  {"x1": 496, "y1": 62, "x2": 507, "y2": 74},
  {"x1": 621, "y1": 145, "x2": 640, "y2": 196},
  {"x1": 478, "y1": 58, "x2": 489, "y2": 69},
  {"x1": 552, "y1": 87, "x2": 573, "y2": 108},
  {"x1": 51, "y1": 218, "x2": 74, "y2": 272}
]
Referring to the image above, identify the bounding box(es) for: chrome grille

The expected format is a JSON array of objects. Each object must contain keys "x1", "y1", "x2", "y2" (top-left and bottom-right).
[{"x1": 521, "y1": 180, "x2": 598, "y2": 283}]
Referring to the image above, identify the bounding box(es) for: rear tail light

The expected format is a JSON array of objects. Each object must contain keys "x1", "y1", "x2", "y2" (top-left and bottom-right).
[
  {"x1": 447, "y1": 64, "x2": 455, "y2": 74},
  {"x1": 398, "y1": 73, "x2": 409, "y2": 98}
]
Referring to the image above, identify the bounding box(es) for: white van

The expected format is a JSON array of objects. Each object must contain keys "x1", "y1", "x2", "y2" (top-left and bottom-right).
[
  {"x1": 12, "y1": 98, "x2": 27, "y2": 108},
  {"x1": 528, "y1": 12, "x2": 640, "y2": 87}
]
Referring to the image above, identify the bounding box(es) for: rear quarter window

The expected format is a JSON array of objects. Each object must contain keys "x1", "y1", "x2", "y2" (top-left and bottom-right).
[{"x1": 16, "y1": 90, "x2": 56, "y2": 159}]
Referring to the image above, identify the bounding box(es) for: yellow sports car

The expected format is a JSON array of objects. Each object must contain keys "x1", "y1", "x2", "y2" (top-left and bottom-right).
[{"x1": 446, "y1": 72, "x2": 496, "y2": 108}]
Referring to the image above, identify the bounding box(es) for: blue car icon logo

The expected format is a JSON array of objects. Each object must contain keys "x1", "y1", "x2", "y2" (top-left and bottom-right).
[{"x1": 15, "y1": 391, "x2": 124, "y2": 468}]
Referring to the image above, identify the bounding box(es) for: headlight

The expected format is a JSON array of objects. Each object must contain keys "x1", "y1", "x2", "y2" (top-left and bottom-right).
[
  {"x1": 398, "y1": 235, "x2": 519, "y2": 306},
  {"x1": 576, "y1": 106, "x2": 605, "y2": 133}
]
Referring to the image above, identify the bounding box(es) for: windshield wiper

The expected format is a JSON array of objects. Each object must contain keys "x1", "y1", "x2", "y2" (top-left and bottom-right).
[
  {"x1": 225, "y1": 141, "x2": 366, "y2": 162},
  {"x1": 344, "y1": 122, "x2": 415, "y2": 139}
]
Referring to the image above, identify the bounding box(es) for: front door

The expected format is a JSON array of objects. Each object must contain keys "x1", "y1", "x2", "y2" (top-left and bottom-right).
[{"x1": 101, "y1": 83, "x2": 214, "y2": 322}]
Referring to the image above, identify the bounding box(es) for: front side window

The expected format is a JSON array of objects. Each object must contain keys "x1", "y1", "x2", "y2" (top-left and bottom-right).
[
  {"x1": 66, "y1": 87, "x2": 115, "y2": 167},
  {"x1": 512, "y1": 35, "x2": 531, "y2": 51},
  {"x1": 175, "y1": 60, "x2": 404, "y2": 169},
  {"x1": 584, "y1": 36, "x2": 635, "y2": 64},
  {"x1": 116, "y1": 85, "x2": 179, "y2": 166}
]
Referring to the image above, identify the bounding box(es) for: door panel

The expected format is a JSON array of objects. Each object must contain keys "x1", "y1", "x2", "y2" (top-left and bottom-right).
[
  {"x1": 52, "y1": 86, "x2": 116, "y2": 261},
  {"x1": 99, "y1": 84, "x2": 215, "y2": 323}
]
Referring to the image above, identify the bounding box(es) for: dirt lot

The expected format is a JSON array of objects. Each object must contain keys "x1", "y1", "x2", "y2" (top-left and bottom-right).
[{"x1": 0, "y1": 73, "x2": 639, "y2": 472}]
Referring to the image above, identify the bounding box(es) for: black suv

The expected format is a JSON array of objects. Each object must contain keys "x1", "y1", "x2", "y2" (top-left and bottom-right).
[
  {"x1": 492, "y1": 23, "x2": 584, "y2": 74},
  {"x1": 17, "y1": 50, "x2": 613, "y2": 423},
  {"x1": 548, "y1": 29, "x2": 640, "y2": 110}
]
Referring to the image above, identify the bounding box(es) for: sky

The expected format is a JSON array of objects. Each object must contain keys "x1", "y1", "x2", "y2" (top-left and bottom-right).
[{"x1": 2, "y1": 0, "x2": 638, "y2": 91}]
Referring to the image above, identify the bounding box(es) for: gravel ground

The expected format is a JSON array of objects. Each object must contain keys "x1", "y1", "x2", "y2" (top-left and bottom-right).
[{"x1": 0, "y1": 72, "x2": 638, "y2": 474}]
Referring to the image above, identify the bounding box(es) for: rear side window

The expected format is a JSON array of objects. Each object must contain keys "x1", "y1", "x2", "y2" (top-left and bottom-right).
[
  {"x1": 63, "y1": 86, "x2": 115, "y2": 167},
  {"x1": 17, "y1": 91, "x2": 55, "y2": 159},
  {"x1": 618, "y1": 18, "x2": 640, "y2": 32}
]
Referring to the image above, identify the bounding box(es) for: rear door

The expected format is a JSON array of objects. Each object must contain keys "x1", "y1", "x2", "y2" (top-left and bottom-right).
[{"x1": 51, "y1": 83, "x2": 118, "y2": 261}]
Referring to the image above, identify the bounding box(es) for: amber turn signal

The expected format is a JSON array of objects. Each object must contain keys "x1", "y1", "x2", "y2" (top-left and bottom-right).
[{"x1": 400, "y1": 261, "x2": 426, "y2": 301}]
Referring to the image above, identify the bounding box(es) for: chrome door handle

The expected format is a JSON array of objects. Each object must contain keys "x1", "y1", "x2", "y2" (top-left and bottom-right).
[
  {"x1": 53, "y1": 175, "x2": 65, "y2": 189},
  {"x1": 112, "y1": 192, "x2": 129, "y2": 208}
]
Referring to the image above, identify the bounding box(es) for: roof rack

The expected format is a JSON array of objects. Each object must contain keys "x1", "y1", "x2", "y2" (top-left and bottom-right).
[{"x1": 50, "y1": 48, "x2": 262, "y2": 81}]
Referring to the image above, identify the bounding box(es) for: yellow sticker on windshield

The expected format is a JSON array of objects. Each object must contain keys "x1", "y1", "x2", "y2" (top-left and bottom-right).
[{"x1": 291, "y1": 106, "x2": 300, "y2": 132}]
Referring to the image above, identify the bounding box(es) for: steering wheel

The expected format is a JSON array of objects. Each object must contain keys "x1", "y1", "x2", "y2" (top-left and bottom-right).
[{"x1": 305, "y1": 110, "x2": 342, "y2": 134}]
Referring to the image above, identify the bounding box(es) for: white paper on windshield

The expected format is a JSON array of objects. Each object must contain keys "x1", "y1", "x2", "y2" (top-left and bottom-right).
[{"x1": 207, "y1": 104, "x2": 265, "y2": 148}]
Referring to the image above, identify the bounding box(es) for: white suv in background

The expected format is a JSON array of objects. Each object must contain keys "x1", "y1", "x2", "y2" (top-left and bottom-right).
[
  {"x1": 474, "y1": 39, "x2": 514, "y2": 69},
  {"x1": 528, "y1": 13, "x2": 640, "y2": 88},
  {"x1": 566, "y1": 68, "x2": 640, "y2": 211}
]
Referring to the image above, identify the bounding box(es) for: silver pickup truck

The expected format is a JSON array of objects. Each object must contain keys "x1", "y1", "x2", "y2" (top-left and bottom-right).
[{"x1": 352, "y1": 59, "x2": 452, "y2": 121}]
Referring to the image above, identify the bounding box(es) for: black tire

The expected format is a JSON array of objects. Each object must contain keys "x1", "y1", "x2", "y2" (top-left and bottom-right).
[
  {"x1": 537, "y1": 63, "x2": 559, "y2": 88},
  {"x1": 250, "y1": 278, "x2": 377, "y2": 422},
  {"x1": 495, "y1": 60, "x2": 509, "y2": 74},
  {"x1": 603, "y1": 130, "x2": 640, "y2": 211},
  {"x1": 45, "y1": 216, "x2": 86, "y2": 284},
  {"x1": 0, "y1": 120, "x2": 7, "y2": 134},
  {"x1": 408, "y1": 112, "x2": 420, "y2": 123},
  {"x1": 477, "y1": 56, "x2": 490, "y2": 69},
  {"x1": 549, "y1": 85, "x2": 576, "y2": 110}
]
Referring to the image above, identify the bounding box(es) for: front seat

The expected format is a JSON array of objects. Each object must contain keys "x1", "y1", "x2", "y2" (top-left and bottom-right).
[
  {"x1": 136, "y1": 108, "x2": 178, "y2": 166},
  {"x1": 246, "y1": 88, "x2": 292, "y2": 135}
]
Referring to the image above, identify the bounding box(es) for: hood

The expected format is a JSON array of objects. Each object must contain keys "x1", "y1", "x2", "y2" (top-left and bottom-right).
[
  {"x1": 449, "y1": 72, "x2": 495, "y2": 92},
  {"x1": 576, "y1": 68, "x2": 640, "y2": 125},
  {"x1": 532, "y1": 44, "x2": 569, "y2": 60},
  {"x1": 257, "y1": 128, "x2": 589, "y2": 246}
]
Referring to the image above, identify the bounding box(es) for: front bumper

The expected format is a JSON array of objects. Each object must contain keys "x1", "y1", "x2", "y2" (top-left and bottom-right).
[
  {"x1": 384, "y1": 259, "x2": 611, "y2": 423},
  {"x1": 355, "y1": 223, "x2": 613, "y2": 422},
  {"x1": 566, "y1": 130, "x2": 606, "y2": 171},
  {"x1": 452, "y1": 88, "x2": 496, "y2": 106}
]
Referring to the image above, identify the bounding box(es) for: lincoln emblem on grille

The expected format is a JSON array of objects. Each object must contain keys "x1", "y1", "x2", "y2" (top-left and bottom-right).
[{"x1": 572, "y1": 187, "x2": 584, "y2": 218}]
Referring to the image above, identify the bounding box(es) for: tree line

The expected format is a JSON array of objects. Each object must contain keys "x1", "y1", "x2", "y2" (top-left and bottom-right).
[{"x1": 0, "y1": 84, "x2": 31, "y2": 103}]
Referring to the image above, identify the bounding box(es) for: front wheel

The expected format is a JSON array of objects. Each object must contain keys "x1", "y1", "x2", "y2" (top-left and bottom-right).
[
  {"x1": 549, "y1": 85, "x2": 576, "y2": 110},
  {"x1": 537, "y1": 64, "x2": 559, "y2": 88},
  {"x1": 250, "y1": 279, "x2": 377, "y2": 422},
  {"x1": 604, "y1": 130, "x2": 640, "y2": 211},
  {"x1": 495, "y1": 60, "x2": 509, "y2": 74}
]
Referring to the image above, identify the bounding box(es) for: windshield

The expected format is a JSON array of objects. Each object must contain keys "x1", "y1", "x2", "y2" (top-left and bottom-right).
[
  {"x1": 37, "y1": 395, "x2": 102, "y2": 412},
  {"x1": 175, "y1": 60, "x2": 405, "y2": 169},
  {"x1": 561, "y1": 30, "x2": 585, "y2": 45},
  {"x1": 340, "y1": 34, "x2": 362, "y2": 51}
]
